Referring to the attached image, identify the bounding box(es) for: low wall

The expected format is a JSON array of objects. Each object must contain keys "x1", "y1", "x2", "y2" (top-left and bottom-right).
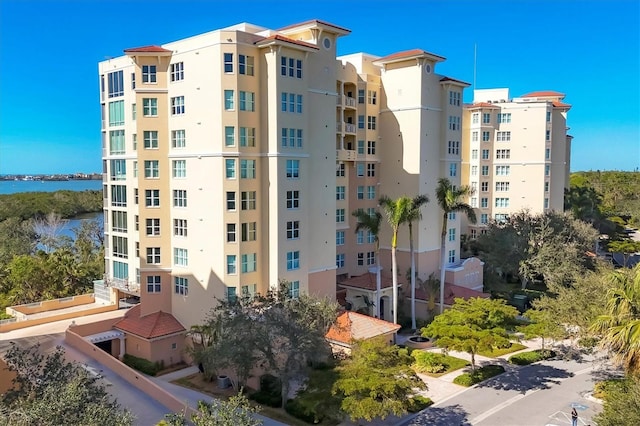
[
  {"x1": 0, "y1": 304, "x2": 117, "y2": 333},
  {"x1": 65, "y1": 327, "x2": 197, "y2": 417},
  {"x1": 8, "y1": 293, "x2": 96, "y2": 316}
]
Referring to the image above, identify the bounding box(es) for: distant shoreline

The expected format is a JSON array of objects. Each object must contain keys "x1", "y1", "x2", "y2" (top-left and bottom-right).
[{"x1": 0, "y1": 173, "x2": 101, "y2": 182}]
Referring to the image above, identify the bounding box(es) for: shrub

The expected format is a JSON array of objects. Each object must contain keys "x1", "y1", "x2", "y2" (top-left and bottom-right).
[
  {"x1": 250, "y1": 374, "x2": 282, "y2": 408},
  {"x1": 284, "y1": 399, "x2": 317, "y2": 424},
  {"x1": 453, "y1": 365, "x2": 505, "y2": 387},
  {"x1": 593, "y1": 378, "x2": 626, "y2": 399},
  {"x1": 122, "y1": 354, "x2": 162, "y2": 376},
  {"x1": 407, "y1": 395, "x2": 433, "y2": 413},
  {"x1": 250, "y1": 390, "x2": 282, "y2": 408},
  {"x1": 578, "y1": 336, "x2": 600, "y2": 349},
  {"x1": 413, "y1": 352, "x2": 448, "y2": 374},
  {"x1": 509, "y1": 350, "x2": 556, "y2": 365}
]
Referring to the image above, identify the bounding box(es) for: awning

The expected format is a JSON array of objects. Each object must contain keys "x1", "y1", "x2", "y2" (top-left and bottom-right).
[{"x1": 85, "y1": 330, "x2": 125, "y2": 343}]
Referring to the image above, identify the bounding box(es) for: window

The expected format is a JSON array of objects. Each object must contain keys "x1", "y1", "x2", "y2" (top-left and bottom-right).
[
  {"x1": 242, "y1": 222, "x2": 257, "y2": 241},
  {"x1": 471, "y1": 166, "x2": 478, "y2": 176},
  {"x1": 356, "y1": 140, "x2": 365, "y2": 155},
  {"x1": 227, "y1": 224, "x2": 236, "y2": 242},
  {"x1": 495, "y1": 198, "x2": 510, "y2": 208},
  {"x1": 546, "y1": 111, "x2": 552, "y2": 122},
  {"x1": 496, "y1": 165, "x2": 511, "y2": 176},
  {"x1": 142, "y1": 98, "x2": 158, "y2": 117},
  {"x1": 449, "y1": 163, "x2": 457, "y2": 177},
  {"x1": 357, "y1": 252, "x2": 364, "y2": 266},
  {"x1": 145, "y1": 189, "x2": 160, "y2": 207},
  {"x1": 143, "y1": 131, "x2": 158, "y2": 149},
  {"x1": 496, "y1": 131, "x2": 511, "y2": 141},
  {"x1": 241, "y1": 191, "x2": 256, "y2": 210},
  {"x1": 449, "y1": 91, "x2": 461, "y2": 106},
  {"x1": 239, "y1": 55, "x2": 254, "y2": 76},
  {"x1": 146, "y1": 276, "x2": 161, "y2": 293},
  {"x1": 495, "y1": 213, "x2": 509, "y2": 222},
  {"x1": 224, "y1": 126, "x2": 235, "y2": 147},
  {"x1": 108, "y1": 100, "x2": 124, "y2": 126},
  {"x1": 482, "y1": 131, "x2": 491, "y2": 142},
  {"x1": 336, "y1": 208, "x2": 345, "y2": 223},
  {"x1": 471, "y1": 197, "x2": 478, "y2": 207},
  {"x1": 173, "y1": 190, "x2": 187, "y2": 207},
  {"x1": 171, "y1": 96, "x2": 185, "y2": 115},
  {"x1": 241, "y1": 253, "x2": 257, "y2": 273},
  {"x1": 135, "y1": 215, "x2": 139, "y2": 230},
  {"x1": 224, "y1": 90, "x2": 234, "y2": 110},
  {"x1": 367, "y1": 163, "x2": 376, "y2": 177},
  {"x1": 481, "y1": 182, "x2": 489, "y2": 192},
  {"x1": 482, "y1": 149, "x2": 490, "y2": 160},
  {"x1": 545, "y1": 164, "x2": 550, "y2": 176},
  {"x1": 146, "y1": 218, "x2": 160, "y2": 236},
  {"x1": 112, "y1": 236, "x2": 128, "y2": 258},
  {"x1": 113, "y1": 261, "x2": 128, "y2": 280},
  {"x1": 110, "y1": 160, "x2": 126, "y2": 180},
  {"x1": 108, "y1": 71, "x2": 123, "y2": 98},
  {"x1": 356, "y1": 163, "x2": 365, "y2": 177},
  {"x1": 111, "y1": 211, "x2": 127, "y2": 232},
  {"x1": 132, "y1": 103, "x2": 136, "y2": 121},
  {"x1": 448, "y1": 228, "x2": 456, "y2": 242},
  {"x1": 546, "y1": 130, "x2": 551, "y2": 141},
  {"x1": 336, "y1": 186, "x2": 345, "y2": 200},
  {"x1": 336, "y1": 231, "x2": 345, "y2": 245},
  {"x1": 367, "y1": 231, "x2": 376, "y2": 244},
  {"x1": 224, "y1": 53, "x2": 233, "y2": 73},
  {"x1": 356, "y1": 186, "x2": 364, "y2": 200},
  {"x1": 109, "y1": 130, "x2": 125, "y2": 154},
  {"x1": 240, "y1": 127, "x2": 255, "y2": 147},
  {"x1": 358, "y1": 115, "x2": 365, "y2": 129},
  {"x1": 481, "y1": 197, "x2": 488, "y2": 208},
  {"x1": 358, "y1": 89, "x2": 365, "y2": 104},
  {"x1": 142, "y1": 65, "x2": 157, "y2": 83},
  {"x1": 239, "y1": 91, "x2": 255, "y2": 111},
  {"x1": 367, "y1": 116, "x2": 376, "y2": 130},
  {"x1": 545, "y1": 148, "x2": 551, "y2": 160},
  {"x1": 287, "y1": 221, "x2": 299, "y2": 240},
  {"x1": 287, "y1": 251, "x2": 300, "y2": 270},
  {"x1": 366, "y1": 251, "x2": 375, "y2": 266},
  {"x1": 470, "y1": 229, "x2": 477, "y2": 239},
  {"x1": 280, "y1": 128, "x2": 303, "y2": 148},
  {"x1": 472, "y1": 113, "x2": 479, "y2": 124},
  {"x1": 226, "y1": 192, "x2": 236, "y2": 210},
  {"x1": 367, "y1": 140, "x2": 376, "y2": 155},
  {"x1": 107, "y1": 186, "x2": 127, "y2": 209},
  {"x1": 286, "y1": 160, "x2": 299, "y2": 179},
  {"x1": 144, "y1": 160, "x2": 159, "y2": 178},
  {"x1": 448, "y1": 212, "x2": 456, "y2": 220},
  {"x1": 482, "y1": 113, "x2": 491, "y2": 124},
  {"x1": 280, "y1": 56, "x2": 302, "y2": 78},
  {"x1": 367, "y1": 90, "x2": 377, "y2": 105},
  {"x1": 226, "y1": 287, "x2": 237, "y2": 303},
  {"x1": 448, "y1": 250, "x2": 456, "y2": 264},
  {"x1": 286, "y1": 191, "x2": 299, "y2": 209},
  {"x1": 242, "y1": 284, "x2": 257, "y2": 298},
  {"x1": 281, "y1": 92, "x2": 302, "y2": 113},
  {"x1": 471, "y1": 181, "x2": 478, "y2": 192},
  {"x1": 240, "y1": 159, "x2": 256, "y2": 179},
  {"x1": 472, "y1": 149, "x2": 478, "y2": 159},
  {"x1": 174, "y1": 248, "x2": 188, "y2": 266},
  {"x1": 174, "y1": 277, "x2": 188, "y2": 295},
  {"x1": 367, "y1": 186, "x2": 376, "y2": 200},
  {"x1": 544, "y1": 198, "x2": 549, "y2": 209},
  {"x1": 495, "y1": 182, "x2": 510, "y2": 192},
  {"x1": 174, "y1": 219, "x2": 187, "y2": 237},
  {"x1": 497, "y1": 113, "x2": 511, "y2": 123},
  {"x1": 496, "y1": 149, "x2": 511, "y2": 159},
  {"x1": 170, "y1": 62, "x2": 184, "y2": 81},
  {"x1": 481, "y1": 214, "x2": 488, "y2": 224},
  {"x1": 130, "y1": 73, "x2": 135, "y2": 90},
  {"x1": 448, "y1": 140, "x2": 460, "y2": 155},
  {"x1": 356, "y1": 230, "x2": 364, "y2": 244},
  {"x1": 172, "y1": 130, "x2": 186, "y2": 148},
  {"x1": 336, "y1": 163, "x2": 345, "y2": 177},
  {"x1": 544, "y1": 181, "x2": 549, "y2": 193},
  {"x1": 472, "y1": 132, "x2": 479, "y2": 142},
  {"x1": 289, "y1": 281, "x2": 300, "y2": 298},
  {"x1": 336, "y1": 253, "x2": 345, "y2": 268},
  {"x1": 147, "y1": 247, "x2": 161, "y2": 264},
  {"x1": 227, "y1": 255, "x2": 237, "y2": 274},
  {"x1": 481, "y1": 165, "x2": 489, "y2": 176},
  {"x1": 225, "y1": 159, "x2": 236, "y2": 178},
  {"x1": 448, "y1": 116, "x2": 461, "y2": 130}
]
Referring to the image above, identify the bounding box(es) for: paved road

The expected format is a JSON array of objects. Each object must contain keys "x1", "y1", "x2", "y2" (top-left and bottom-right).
[{"x1": 400, "y1": 354, "x2": 610, "y2": 426}]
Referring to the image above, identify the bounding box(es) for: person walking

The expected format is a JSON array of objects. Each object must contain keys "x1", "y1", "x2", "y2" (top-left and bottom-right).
[{"x1": 571, "y1": 407, "x2": 578, "y2": 426}]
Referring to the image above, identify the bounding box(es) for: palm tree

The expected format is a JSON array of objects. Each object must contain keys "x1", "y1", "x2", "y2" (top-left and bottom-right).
[
  {"x1": 435, "y1": 178, "x2": 477, "y2": 314},
  {"x1": 406, "y1": 195, "x2": 429, "y2": 330},
  {"x1": 352, "y1": 209, "x2": 383, "y2": 318},
  {"x1": 379, "y1": 195, "x2": 413, "y2": 324},
  {"x1": 590, "y1": 265, "x2": 640, "y2": 374}
]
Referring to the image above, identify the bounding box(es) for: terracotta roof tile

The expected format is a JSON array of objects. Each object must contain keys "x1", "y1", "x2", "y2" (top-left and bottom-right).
[
  {"x1": 277, "y1": 19, "x2": 351, "y2": 34},
  {"x1": 338, "y1": 273, "x2": 399, "y2": 291},
  {"x1": 325, "y1": 311, "x2": 401, "y2": 345},
  {"x1": 465, "y1": 102, "x2": 500, "y2": 108},
  {"x1": 552, "y1": 100, "x2": 572, "y2": 108},
  {"x1": 114, "y1": 305, "x2": 185, "y2": 339},
  {"x1": 521, "y1": 90, "x2": 565, "y2": 98},
  {"x1": 254, "y1": 34, "x2": 319, "y2": 50},
  {"x1": 375, "y1": 48, "x2": 446, "y2": 64},
  {"x1": 124, "y1": 45, "x2": 172, "y2": 53},
  {"x1": 415, "y1": 283, "x2": 489, "y2": 306},
  {"x1": 440, "y1": 76, "x2": 471, "y2": 86}
]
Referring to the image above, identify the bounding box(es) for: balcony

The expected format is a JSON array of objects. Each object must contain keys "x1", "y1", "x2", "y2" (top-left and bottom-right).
[
  {"x1": 104, "y1": 275, "x2": 140, "y2": 296},
  {"x1": 336, "y1": 95, "x2": 357, "y2": 109},
  {"x1": 336, "y1": 149, "x2": 358, "y2": 162}
]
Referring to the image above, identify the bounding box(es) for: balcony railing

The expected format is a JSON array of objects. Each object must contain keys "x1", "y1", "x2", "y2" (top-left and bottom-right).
[
  {"x1": 104, "y1": 275, "x2": 140, "y2": 295},
  {"x1": 336, "y1": 149, "x2": 358, "y2": 162},
  {"x1": 336, "y1": 95, "x2": 357, "y2": 109},
  {"x1": 344, "y1": 123, "x2": 356, "y2": 134}
]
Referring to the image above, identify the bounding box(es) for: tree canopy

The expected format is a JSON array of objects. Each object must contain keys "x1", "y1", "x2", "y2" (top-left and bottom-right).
[{"x1": 161, "y1": 393, "x2": 262, "y2": 426}]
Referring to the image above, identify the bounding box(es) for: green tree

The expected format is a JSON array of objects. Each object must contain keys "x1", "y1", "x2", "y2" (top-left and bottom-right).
[
  {"x1": 406, "y1": 195, "x2": 429, "y2": 329},
  {"x1": 0, "y1": 344, "x2": 133, "y2": 426},
  {"x1": 591, "y1": 265, "x2": 640, "y2": 374},
  {"x1": 593, "y1": 376, "x2": 640, "y2": 426},
  {"x1": 417, "y1": 273, "x2": 440, "y2": 318},
  {"x1": 435, "y1": 178, "x2": 476, "y2": 313},
  {"x1": 379, "y1": 195, "x2": 413, "y2": 324},
  {"x1": 518, "y1": 308, "x2": 565, "y2": 352},
  {"x1": 352, "y1": 208, "x2": 383, "y2": 317},
  {"x1": 333, "y1": 338, "x2": 426, "y2": 421},
  {"x1": 422, "y1": 297, "x2": 518, "y2": 370},
  {"x1": 161, "y1": 392, "x2": 262, "y2": 426}
]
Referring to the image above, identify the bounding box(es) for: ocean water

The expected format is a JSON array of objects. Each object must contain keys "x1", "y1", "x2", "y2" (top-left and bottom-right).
[{"x1": 0, "y1": 179, "x2": 103, "y2": 195}]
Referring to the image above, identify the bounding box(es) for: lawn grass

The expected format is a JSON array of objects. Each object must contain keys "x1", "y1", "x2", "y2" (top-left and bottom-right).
[
  {"x1": 509, "y1": 349, "x2": 556, "y2": 365},
  {"x1": 477, "y1": 342, "x2": 527, "y2": 357},
  {"x1": 412, "y1": 351, "x2": 470, "y2": 377},
  {"x1": 453, "y1": 365, "x2": 506, "y2": 387}
]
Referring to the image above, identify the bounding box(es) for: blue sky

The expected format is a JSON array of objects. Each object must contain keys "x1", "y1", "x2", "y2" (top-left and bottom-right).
[{"x1": 0, "y1": 0, "x2": 638, "y2": 174}]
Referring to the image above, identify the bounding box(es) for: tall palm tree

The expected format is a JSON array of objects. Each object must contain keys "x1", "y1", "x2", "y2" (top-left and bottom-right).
[
  {"x1": 435, "y1": 178, "x2": 477, "y2": 314},
  {"x1": 590, "y1": 265, "x2": 640, "y2": 374},
  {"x1": 379, "y1": 195, "x2": 413, "y2": 324},
  {"x1": 406, "y1": 195, "x2": 429, "y2": 330},
  {"x1": 352, "y1": 209, "x2": 383, "y2": 318}
]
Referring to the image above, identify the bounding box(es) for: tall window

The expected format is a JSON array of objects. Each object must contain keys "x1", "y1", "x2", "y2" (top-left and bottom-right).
[
  {"x1": 143, "y1": 131, "x2": 158, "y2": 149},
  {"x1": 472, "y1": 113, "x2": 479, "y2": 124},
  {"x1": 242, "y1": 222, "x2": 257, "y2": 242},
  {"x1": 287, "y1": 251, "x2": 300, "y2": 270},
  {"x1": 227, "y1": 224, "x2": 236, "y2": 242},
  {"x1": 481, "y1": 165, "x2": 489, "y2": 176},
  {"x1": 241, "y1": 191, "x2": 256, "y2": 210},
  {"x1": 240, "y1": 159, "x2": 255, "y2": 179},
  {"x1": 111, "y1": 185, "x2": 127, "y2": 207},
  {"x1": 239, "y1": 91, "x2": 255, "y2": 111},
  {"x1": 172, "y1": 160, "x2": 186, "y2": 178},
  {"x1": 288, "y1": 281, "x2": 300, "y2": 298},
  {"x1": 336, "y1": 186, "x2": 345, "y2": 200},
  {"x1": 142, "y1": 98, "x2": 158, "y2": 117},
  {"x1": 367, "y1": 163, "x2": 376, "y2": 177},
  {"x1": 172, "y1": 130, "x2": 186, "y2": 148},
  {"x1": 482, "y1": 149, "x2": 490, "y2": 159},
  {"x1": 226, "y1": 192, "x2": 236, "y2": 210},
  {"x1": 224, "y1": 90, "x2": 234, "y2": 110},
  {"x1": 449, "y1": 163, "x2": 457, "y2": 177},
  {"x1": 174, "y1": 248, "x2": 188, "y2": 266},
  {"x1": 144, "y1": 160, "x2": 159, "y2": 178},
  {"x1": 482, "y1": 131, "x2": 491, "y2": 142},
  {"x1": 171, "y1": 96, "x2": 185, "y2": 115},
  {"x1": 482, "y1": 113, "x2": 491, "y2": 124},
  {"x1": 174, "y1": 219, "x2": 187, "y2": 236},
  {"x1": 142, "y1": 65, "x2": 157, "y2": 83},
  {"x1": 336, "y1": 253, "x2": 345, "y2": 268},
  {"x1": 146, "y1": 218, "x2": 160, "y2": 236},
  {"x1": 111, "y1": 211, "x2": 127, "y2": 232},
  {"x1": 367, "y1": 186, "x2": 376, "y2": 200},
  {"x1": 286, "y1": 160, "x2": 300, "y2": 179},
  {"x1": 357, "y1": 186, "x2": 364, "y2": 200},
  {"x1": 448, "y1": 228, "x2": 456, "y2": 242},
  {"x1": 239, "y1": 55, "x2": 254, "y2": 76},
  {"x1": 225, "y1": 159, "x2": 236, "y2": 178},
  {"x1": 107, "y1": 71, "x2": 124, "y2": 97},
  {"x1": 367, "y1": 141, "x2": 376, "y2": 155},
  {"x1": 336, "y1": 209, "x2": 345, "y2": 223},
  {"x1": 224, "y1": 126, "x2": 235, "y2": 147},
  {"x1": 108, "y1": 101, "x2": 124, "y2": 126},
  {"x1": 286, "y1": 221, "x2": 299, "y2": 240},
  {"x1": 286, "y1": 191, "x2": 299, "y2": 209},
  {"x1": 448, "y1": 249, "x2": 456, "y2": 264},
  {"x1": 367, "y1": 90, "x2": 377, "y2": 105},
  {"x1": 109, "y1": 130, "x2": 125, "y2": 154},
  {"x1": 241, "y1": 253, "x2": 257, "y2": 273},
  {"x1": 170, "y1": 62, "x2": 184, "y2": 81},
  {"x1": 358, "y1": 89, "x2": 365, "y2": 104},
  {"x1": 110, "y1": 160, "x2": 126, "y2": 180},
  {"x1": 336, "y1": 231, "x2": 345, "y2": 245},
  {"x1": 112, "y1": 236, "x2": 128, "y2": 258},
  {"x1": 224, "y1": 53, "x2": 233, "y2": 73},
  {"x1": 174, "y1": 277, "x2": 188, "y2": 295},
  {"x1": 173, "y1": 190, "x2": 187, "y2": 207},
  {"x1": 240, "y1": 127, "x2": 256, "y2": 147},
  {"x1": 367, "y1": 116, "x2": 376, "y2": 130},
  {"x1": 145, "y1": 189, "x2": 160, "y2": 207},
  {"x1": 227, "y1": 255, "x2": 237, "y2": 274}
]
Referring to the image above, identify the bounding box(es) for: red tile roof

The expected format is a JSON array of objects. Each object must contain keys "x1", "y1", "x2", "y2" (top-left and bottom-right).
[
  {"x1": 415, "y1": 283, "x2": 489, "y2": 306},
  {"x1": 277, "y1": 19, "x2": 351, "y2": 34},
  {"x1": 325, "y1": 311, "x2": 401, "y2": 345},
  {"x1": 375, "y1": 48, "x2": 446, "y2": 64},
  {"x1": 338, "y1": 273, "x2": 399, "y2": 291},
  {"x1": 114, "y1": 305, "x2": 185, "y2": 339},
  {"x1": 466, "y1": 102, "x2": 500, "y2": 108},
  {"x1": 255, "y1": 34, "x2": 319, "y2": 50},
  {"x1": 521, "y1": 90, "x2": 565, "y2": 98},
  {"x1": 440, "y1": 76, "x2": 471, "y2": 86},
  {"x1": 124, "y1": 45, "x2": 172, "y2": 53},
  {"x1": 552, "y1": 100, "x2": 572, "y2": 108}
]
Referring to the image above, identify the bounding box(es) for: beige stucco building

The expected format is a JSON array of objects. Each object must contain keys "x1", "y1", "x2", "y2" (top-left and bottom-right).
[{"x1": 461, "y1": 89, "x2": 572, "y2": 237}]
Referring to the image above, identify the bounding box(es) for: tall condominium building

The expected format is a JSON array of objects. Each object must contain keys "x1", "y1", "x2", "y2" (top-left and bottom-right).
[
  {"x1": 99, "y1": 19, "x2": 486, "y2": 359},
  {"x1": 461, "y1": 89, "x2": 572, "y2": 238}
]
